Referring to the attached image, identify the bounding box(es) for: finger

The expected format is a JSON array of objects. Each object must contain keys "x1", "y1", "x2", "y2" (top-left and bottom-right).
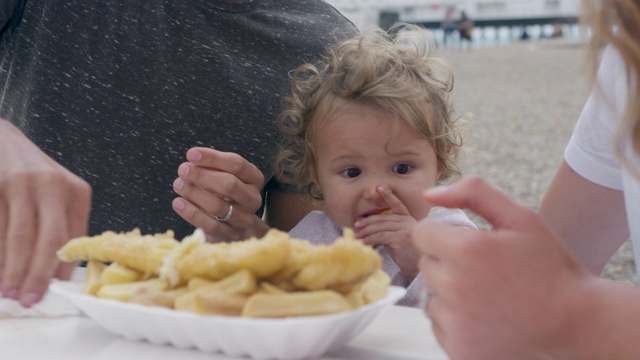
[
  {"x1": 411, "y1": 219, "x2": 471, "y2": 260},
  {"x1": 376, "y1": 186, "x2": 409, "y2": 214},
  {"x1": 423, "y1": 176, "x2": 533, "y2": 231},
  {"x1": 0, "y1": 198, "x2": 7, "y2": 287},
  {"x1": 56, "y1": 174, "x2": 91, "y2": 281},
  {"x1": 177, "y1": 163, "x2": 263, "y2": 212},
  {"x1": 3, "y1": 183, "x2": 36, "y2": 300},
  {"x1": 20, "y1": 175, "x2": 72, "y2": 306},
  {"x1": 186, "y1": 148, "x2": 265, "y2": 187},
  {"x1": 173, "y1": 197, "x2": 249, "y2": 242},
  {"x1": 173, "y1": 177, "x2": 237, "y2": 220}
]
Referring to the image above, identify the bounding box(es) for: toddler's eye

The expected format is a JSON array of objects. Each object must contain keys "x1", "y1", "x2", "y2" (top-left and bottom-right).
[
  {"x1": 341, "y1": 168, "x2": 361, "y2": 178},
  {"x1": 392, "y1": 163, "x2": 412, "y2": 174}
]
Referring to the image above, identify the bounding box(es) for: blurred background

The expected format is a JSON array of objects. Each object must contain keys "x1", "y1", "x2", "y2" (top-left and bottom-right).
[{"x1": 324, "y1": 0, "x2": 638, "y2": 285}]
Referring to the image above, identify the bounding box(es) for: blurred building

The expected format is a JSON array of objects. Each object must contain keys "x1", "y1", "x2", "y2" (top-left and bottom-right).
[{"x1": 325, "y1": 0, "x2": 579, "y2": 31}]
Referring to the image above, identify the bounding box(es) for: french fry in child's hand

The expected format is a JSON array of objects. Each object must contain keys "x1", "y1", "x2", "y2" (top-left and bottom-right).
[
  {"x1": 130, "y1": 287, "x2": 189, "y2": 309},
  {"x1": 100, "y1": 262, "x2": 143, "y2": 285},
  {"x1": 97, "y1": 278, "x2": 169, "y2": 302},
  {"x1": 175, "y1": 289, "x2": 249, "y2": 316},
  {"x1": 85, "y1": 260, "x2": 106, "y2": 295},
  {"x1": 242, "y1": 290, "x2": 353, "y2": 318}
]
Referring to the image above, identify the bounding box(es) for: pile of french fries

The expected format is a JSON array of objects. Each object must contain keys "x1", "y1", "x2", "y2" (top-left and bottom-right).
[{"x1": 57, "y1": 228, "x2": 390, "y2": 318}]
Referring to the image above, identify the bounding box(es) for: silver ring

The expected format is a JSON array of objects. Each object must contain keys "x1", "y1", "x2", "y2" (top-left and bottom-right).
[
  {"x1": 214, "y1": 203, "x2": 233, "y2": 222},
  {"x1": 420, "y1": 287, "x2": 435, "y2": 316}
]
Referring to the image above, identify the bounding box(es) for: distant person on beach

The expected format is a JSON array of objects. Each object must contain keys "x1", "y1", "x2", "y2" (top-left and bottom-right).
[
  {"x1": 412, "y1": 0, "x2": 640, "y2": 358},
  {"x1": 274, "y1": 24, "x2": 477, "y2": 307},
  {"x1": 440, "y1": 7, "x2": 457, "y2": 49},
  {"x1": 457, "y1": 11, "x2": 474, "y2": 50},
  {"x1": 550, "y1": 22, "x2": 564, "y2": 38}
]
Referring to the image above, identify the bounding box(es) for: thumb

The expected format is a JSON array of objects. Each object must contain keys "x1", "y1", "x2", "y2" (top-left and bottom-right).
[{"x1": 424, "y1": 176, "x2": 533, "y2": 231}]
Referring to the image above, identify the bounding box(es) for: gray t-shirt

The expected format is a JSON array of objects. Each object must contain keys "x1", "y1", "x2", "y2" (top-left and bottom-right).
[{"x1": 0, "y1": 0, "x2": 358, "y2": 238}]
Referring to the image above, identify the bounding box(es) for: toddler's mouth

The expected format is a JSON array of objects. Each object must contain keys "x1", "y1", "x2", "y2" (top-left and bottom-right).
[{"x1": 360, "y1": 208, "x2": 392, "y2": 218}]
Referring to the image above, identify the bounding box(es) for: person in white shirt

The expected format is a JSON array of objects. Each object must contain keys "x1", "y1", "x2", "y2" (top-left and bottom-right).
[{"x1": 411, "y1": 0, "x2": 640, "y2": 358}]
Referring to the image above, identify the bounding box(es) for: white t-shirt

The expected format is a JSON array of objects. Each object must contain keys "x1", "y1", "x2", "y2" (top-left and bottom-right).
[{"x1": 565, "y1": 45, "x2": 640, "y2": 273}]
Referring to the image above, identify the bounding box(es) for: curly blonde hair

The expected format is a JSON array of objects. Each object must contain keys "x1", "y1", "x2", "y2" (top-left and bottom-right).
[
  {"x1": 274, "y1": 24, "x2": 464, "y2": 200},
  {"x1": 581, "y1": 0, "x2": 640, "y2": 178}
]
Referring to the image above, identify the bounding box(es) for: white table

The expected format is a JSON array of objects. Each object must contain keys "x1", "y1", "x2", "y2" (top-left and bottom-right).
[{"x1": 2, "y1": 305, "x2": 447, "y2": 360}]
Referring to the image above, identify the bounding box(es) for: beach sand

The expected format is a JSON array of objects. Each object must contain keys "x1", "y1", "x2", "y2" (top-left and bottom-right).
[{"x1": 438, "y1": 38, "x2": 637, "y2": 285}]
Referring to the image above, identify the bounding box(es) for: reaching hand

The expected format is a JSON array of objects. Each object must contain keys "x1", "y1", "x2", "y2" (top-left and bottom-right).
[
  {"x1": 172, "y1": 147, "x2": 268, "y2": 242},
  {"x1": 412, "y1": 176, "x2": 598, "y2": 359},
  {"x1": 0, "y1": 120, "x2": 91, "y2": 307},
  {"x1": 354, "y1": 185, "x2": 419, "y2": 280}
]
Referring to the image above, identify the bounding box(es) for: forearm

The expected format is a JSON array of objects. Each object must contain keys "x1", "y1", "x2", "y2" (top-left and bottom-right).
[
  {"x1": 540, "y1": 161, "x2": 628, "y2": 274},
  {"x1": 556, "y1": 278, "x2": 640, "y2": 360}
]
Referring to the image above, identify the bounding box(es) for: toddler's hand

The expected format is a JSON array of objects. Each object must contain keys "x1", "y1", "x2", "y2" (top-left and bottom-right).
[{"x1": 353, "y1": 186, "x2": 419, "y2": 280}]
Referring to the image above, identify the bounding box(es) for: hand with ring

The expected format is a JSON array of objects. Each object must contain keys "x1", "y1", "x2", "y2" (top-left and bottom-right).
[
  {"x1": 172, "y1": 147, "x2": 268, "y2": 242},
  {"x1": 214, "y1": 203, "x2": 233, "y2": 222}
]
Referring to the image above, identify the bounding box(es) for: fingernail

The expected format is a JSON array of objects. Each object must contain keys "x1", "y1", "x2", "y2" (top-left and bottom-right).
[
  {"x1": 20, "y1": 292, "x2": 40, "y2": 308},
  {"x1": 6, "y1": 289, "x2": 19, "y2": 300},
  {"x1": 173, "y1": 178, "x2": 184, "y2": 190},
  {"x1": 188, "y1": 149, "x2": 203, "y2": 162},
  {"x1": 178, "y1": 164, "x2": 190, "y2": 177},
  {"x1": 173, "y1": 198, "x2": 186, "y2": 210}
]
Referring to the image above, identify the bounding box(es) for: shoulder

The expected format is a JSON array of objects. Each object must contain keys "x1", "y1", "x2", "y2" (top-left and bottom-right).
[{"x1": 564, "y1": 45, "x2": 628, "y2": 190}]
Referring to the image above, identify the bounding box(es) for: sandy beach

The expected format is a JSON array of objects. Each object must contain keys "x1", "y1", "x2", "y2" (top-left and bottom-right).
[{"x1": 437, "y1": 38, "x2": 637, "y2": 285}]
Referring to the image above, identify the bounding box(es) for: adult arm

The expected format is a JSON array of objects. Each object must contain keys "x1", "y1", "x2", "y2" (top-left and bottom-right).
[
  {"x1": 540, "y1": 160, "x2": 628, "y2": 274},
  {"x1": 412, "y1": 176, "x2": 640, "y2": 360},
  {"x1": 0, "y1": 118, "x2": 92, "y2": 307}
]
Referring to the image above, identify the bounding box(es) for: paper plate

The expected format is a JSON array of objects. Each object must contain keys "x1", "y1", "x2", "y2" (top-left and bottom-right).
[{"x1": 50, "y1": 281, "x2": 406, "y2": 360}]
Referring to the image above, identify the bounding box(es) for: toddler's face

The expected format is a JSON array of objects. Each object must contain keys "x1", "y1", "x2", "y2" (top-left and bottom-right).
[{"x1": 313, "y1": 101, "x2": 439, "y2": 229}]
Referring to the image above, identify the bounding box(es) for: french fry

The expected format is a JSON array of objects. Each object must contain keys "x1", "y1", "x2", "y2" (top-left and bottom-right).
[
  {"x1": 345, "y1": 269, "x2": 390, "y2": 307},
  {"x1": 97, "y1": 278, "x2": 169, "y2": 302},
  {"x1": 130, "y1": 287, "x2": 189, "y2": 309},
  {"x1": 242, "y1": 290, "x2": 353, "y2": 318},
  {"x1": 100, "y1": 262, "x2": 143, "y2": 285},
  {"x1": 85, "y1": 260, "x2": 106, "y2": 295},
  {"x1": 175, "y1": 289, "x2": 249, "y2": 316},
  {"x1": 187, "y1": 277, "x2": 217, "y2": 291},
  {"x1": 258, "y1": 282, "x2": 288, "y2": 294},
  {"x1": 57, "y1": 228, "x2": 179, "y2": 274}
]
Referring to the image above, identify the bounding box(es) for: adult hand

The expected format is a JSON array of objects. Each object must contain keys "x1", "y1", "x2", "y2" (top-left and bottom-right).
[
  {"x1": 172, "y1": 147, "x2": 267, "y2": 242},
  {"x1": 354, "y1": 185, "x2": 419, "y2": 280},
  {"x1": 0, "y1": 119, "x2": 91, "y2": 307},
  {"x1": 412, "y1": 176, "x2": 598, "y2": 359}
]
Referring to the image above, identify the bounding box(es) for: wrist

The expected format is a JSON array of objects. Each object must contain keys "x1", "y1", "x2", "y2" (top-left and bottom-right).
[{"x1": 551, "y1": 278, "x2": 640, "y2": 360}]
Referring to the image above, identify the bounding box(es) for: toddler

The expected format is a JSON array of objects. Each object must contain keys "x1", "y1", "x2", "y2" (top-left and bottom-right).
[{"x1": 274, "y1": 24, "x2": 476, "y2": 307}]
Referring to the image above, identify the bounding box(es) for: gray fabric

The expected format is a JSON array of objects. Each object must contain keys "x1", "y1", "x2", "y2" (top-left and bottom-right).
[
  {"x1": 0, "y1": 0, "x2": 358, "y2": 238},
  {"x1": 289, "y1": 207, "x2": 478, "y2": 307}
]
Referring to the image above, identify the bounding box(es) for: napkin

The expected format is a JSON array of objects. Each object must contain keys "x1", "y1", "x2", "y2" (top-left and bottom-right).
[
  {"x1": 0, "y1": 284, "x2": 80, "y2": 318},
  {"x1": 0, "y1": 268, "x2": 84, "y2": 318}
]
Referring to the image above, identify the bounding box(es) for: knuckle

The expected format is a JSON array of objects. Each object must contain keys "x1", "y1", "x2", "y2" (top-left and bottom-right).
[
  {"x1": 228, "y1": 155, "x2": 246, "y2": 175},
  {"x1": 217, "y1": 176, "x2": 239, "y2": 195}
]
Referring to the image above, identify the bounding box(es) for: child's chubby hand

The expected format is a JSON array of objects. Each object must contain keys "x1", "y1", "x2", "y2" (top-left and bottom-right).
[{"x1": 353, "y1": 186, "x2": 419, "y2": 280}]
